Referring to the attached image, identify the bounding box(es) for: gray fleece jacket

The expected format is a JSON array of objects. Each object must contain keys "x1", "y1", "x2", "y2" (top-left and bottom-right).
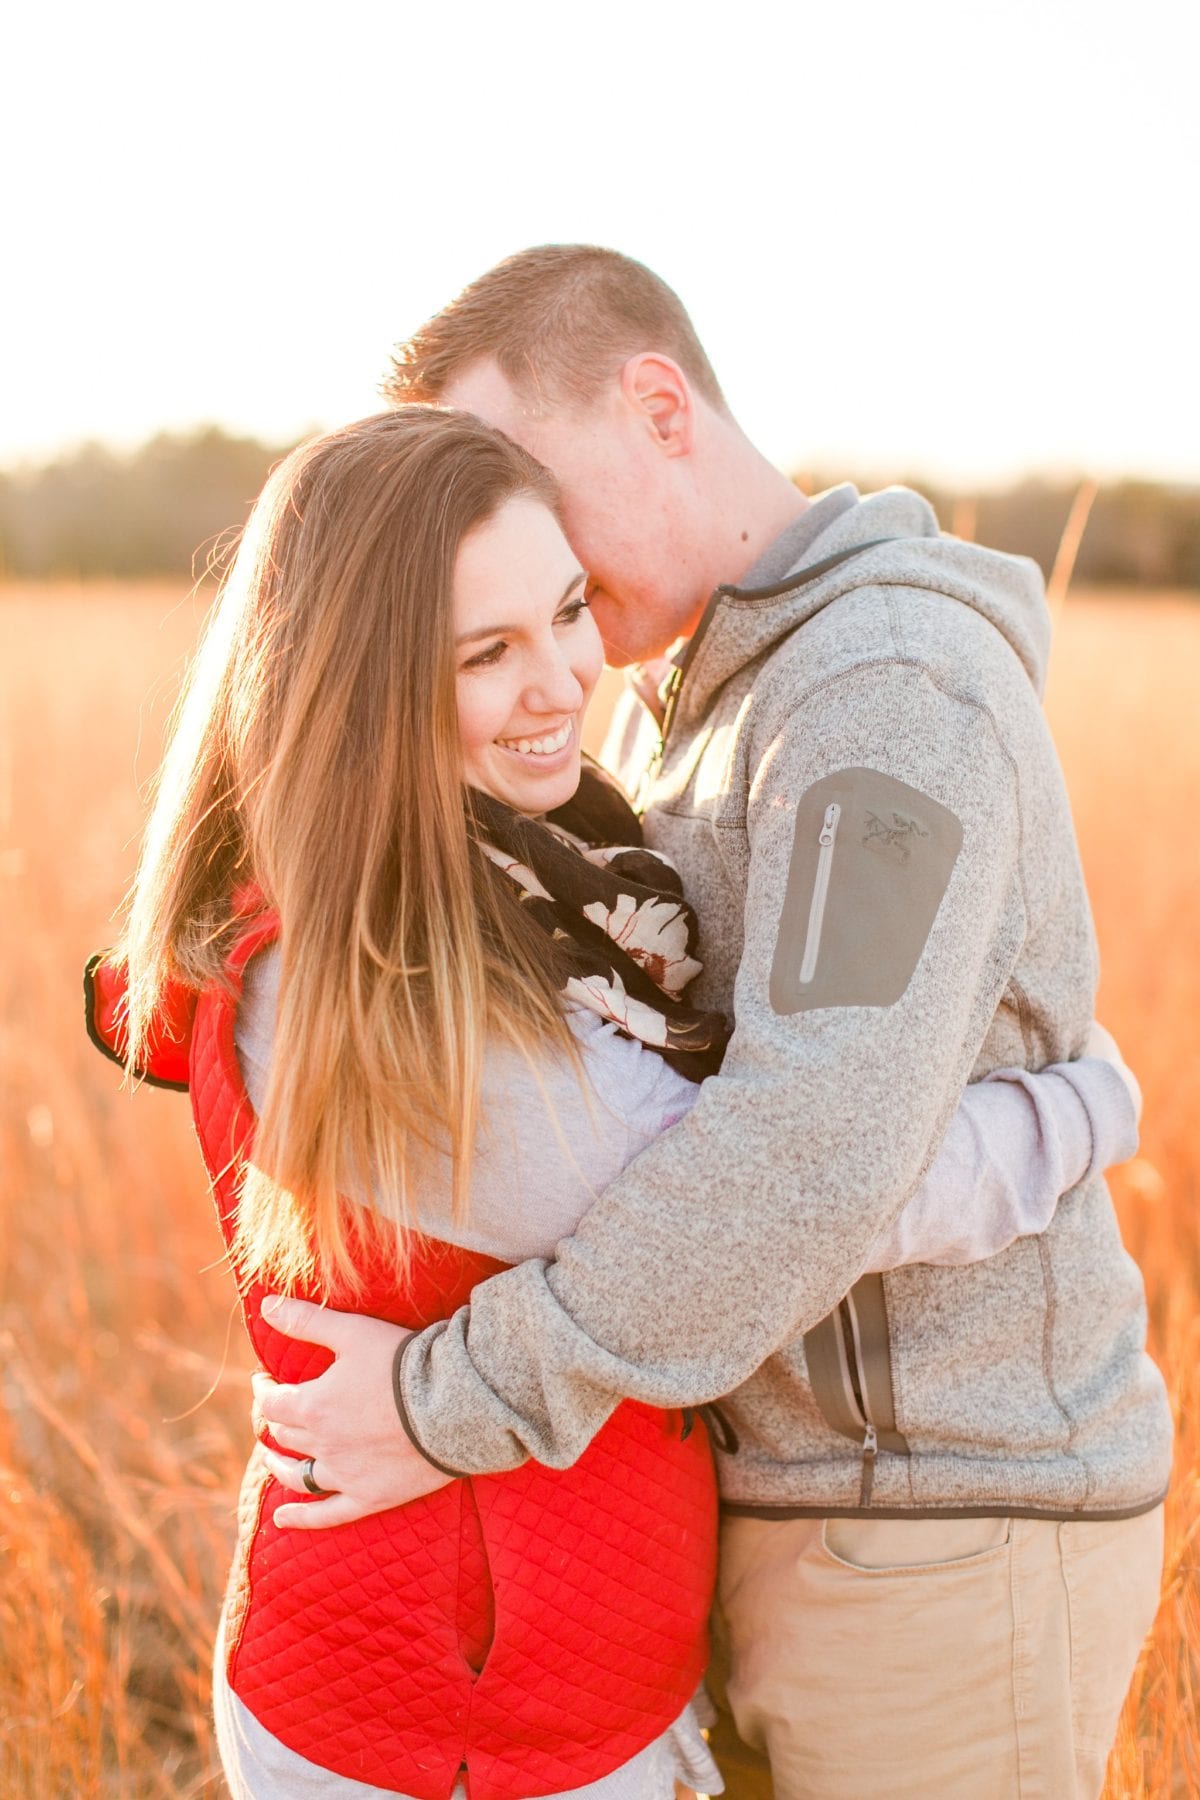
[{"x1": 398, "y1": 486, "x2": 1173, "y2": 1519}]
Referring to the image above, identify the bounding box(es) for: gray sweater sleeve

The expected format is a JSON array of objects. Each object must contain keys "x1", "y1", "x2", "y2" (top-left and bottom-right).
[
  {"x1": 237, "y1": 940, "x2": 1133, "y2": 1280},
  {"x1": 862, "y1": 1058, "x2": 1137, "y2": 1272},
  {"x1": 394, "y1": 664, "x2": 1070, "y2": 1472}
]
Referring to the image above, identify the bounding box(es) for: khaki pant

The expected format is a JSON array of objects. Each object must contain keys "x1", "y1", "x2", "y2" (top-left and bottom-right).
[{"x1": 709, "y1": 1506, "x2": 1164, "y2": 1800}]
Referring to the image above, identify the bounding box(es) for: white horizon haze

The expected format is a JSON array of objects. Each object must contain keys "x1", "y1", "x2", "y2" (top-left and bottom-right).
[{"x1": 5, "y1": 0, "x2": 1198, "y2": 487}]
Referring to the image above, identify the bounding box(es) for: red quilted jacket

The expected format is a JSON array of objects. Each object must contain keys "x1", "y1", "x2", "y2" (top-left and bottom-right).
[{"x1": 84, "y1": 902, "x2": 717, "y2": 1800}]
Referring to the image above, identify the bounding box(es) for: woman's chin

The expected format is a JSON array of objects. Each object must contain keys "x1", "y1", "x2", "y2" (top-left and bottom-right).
[
  {"x1": 478, "y1": 733, "x2": 584, "y2": 814},
  {"x1": 509, "y1": 757, "x2": 582, "y2": 814}
]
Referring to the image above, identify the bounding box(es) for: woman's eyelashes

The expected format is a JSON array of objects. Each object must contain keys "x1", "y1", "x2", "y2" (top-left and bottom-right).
[
  {"x1": 462, "y1": 638, "x2": 507, "y2": 671},
  {"x1": 459, "y1": 595, "x2": 590, "y2": 673}
]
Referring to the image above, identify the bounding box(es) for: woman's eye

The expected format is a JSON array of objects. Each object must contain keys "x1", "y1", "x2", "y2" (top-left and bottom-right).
[
  {"x1": 460, "y1": 595, "x2": 587, "y2": 670},
  {"x1": 462, "y1": 640, "x2": 507, "y2": 671}
]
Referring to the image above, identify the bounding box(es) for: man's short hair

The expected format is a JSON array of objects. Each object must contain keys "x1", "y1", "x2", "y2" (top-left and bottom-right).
[{"x1": 384, "y1": 245, "x2": 726, "y2": 414}]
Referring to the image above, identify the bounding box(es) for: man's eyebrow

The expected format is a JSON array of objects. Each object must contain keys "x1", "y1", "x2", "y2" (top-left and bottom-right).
[{"x1": 454, "y1": 570, "x2": 587, "y2": 646}]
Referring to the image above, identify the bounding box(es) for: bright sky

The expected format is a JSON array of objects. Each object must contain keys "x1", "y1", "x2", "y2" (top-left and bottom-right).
[{"x1": 5, "y1": 0, "x2": 1197, "y2": 485}]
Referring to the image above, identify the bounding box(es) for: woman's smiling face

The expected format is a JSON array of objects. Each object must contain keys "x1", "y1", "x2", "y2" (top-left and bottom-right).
[{"x1": 454, "y1": 497, "x2": 604, "y2": 814}]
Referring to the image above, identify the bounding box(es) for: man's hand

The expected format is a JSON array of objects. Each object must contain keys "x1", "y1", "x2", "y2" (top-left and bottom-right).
[{"x1": 251, "y1": 1295, "x2": 454, "y2": 1529}]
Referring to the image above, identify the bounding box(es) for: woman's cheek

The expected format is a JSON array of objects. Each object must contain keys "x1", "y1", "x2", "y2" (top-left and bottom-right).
[{"x1": 456, "y1": 676, "x2": 505, "y2": 758}]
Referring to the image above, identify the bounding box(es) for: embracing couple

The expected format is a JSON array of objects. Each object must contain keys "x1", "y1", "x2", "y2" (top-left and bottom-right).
[{"x1": 86, "y1": 247, "x2": 1172, "y2": 1800}]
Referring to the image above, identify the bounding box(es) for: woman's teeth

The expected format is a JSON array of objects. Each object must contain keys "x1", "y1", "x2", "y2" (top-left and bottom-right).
[{"x1": 499, "y1": 720, "x2": 573, "y2": 758}]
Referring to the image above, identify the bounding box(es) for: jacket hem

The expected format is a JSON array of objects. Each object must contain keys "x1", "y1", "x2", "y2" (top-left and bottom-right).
[{"x1": 720, "y1": 1487, "x2": 1169, "y2": 1523}]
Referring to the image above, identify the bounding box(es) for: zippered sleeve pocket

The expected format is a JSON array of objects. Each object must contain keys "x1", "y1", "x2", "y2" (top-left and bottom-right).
[{"x1": 770, "y1": 767, "x2": 964, "y2": 1015}]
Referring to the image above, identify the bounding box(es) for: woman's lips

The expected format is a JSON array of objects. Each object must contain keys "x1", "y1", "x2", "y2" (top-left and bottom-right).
[{"x1": 495, "y1": 717, "x2": 576, "y2": 769}]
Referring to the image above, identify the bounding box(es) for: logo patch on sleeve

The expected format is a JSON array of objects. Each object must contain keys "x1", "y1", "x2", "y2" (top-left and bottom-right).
[
  {"x1": 770, "y1": 768, "x2": 964, "y2": 1014},
  {"x1": 862, "y1": 808, "x2": 931, "y2": 867}
]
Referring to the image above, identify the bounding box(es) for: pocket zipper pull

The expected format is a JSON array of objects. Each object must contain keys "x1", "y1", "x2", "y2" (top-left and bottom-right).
[
  {"x1": 800, "y1": 802, "x2": 841, "y2": 985},
  {"x1": 858, "y1": 1422, "x2": 878, "y2": 1507}
]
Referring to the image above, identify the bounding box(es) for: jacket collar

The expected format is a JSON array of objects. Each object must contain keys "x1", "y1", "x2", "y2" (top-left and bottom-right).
[{"x1": 663, "y1": 485, "x2": 1049, "y2": 744}]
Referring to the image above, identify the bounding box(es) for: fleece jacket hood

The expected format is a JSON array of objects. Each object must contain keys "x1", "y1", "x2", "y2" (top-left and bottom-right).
[{"x1": 674, "y1": 488, "x2": 1051, "y2": 744}]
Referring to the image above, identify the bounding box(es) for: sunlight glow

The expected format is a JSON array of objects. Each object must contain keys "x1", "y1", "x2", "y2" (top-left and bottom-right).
[{"x1": 4, "y1": 0, "x2": 1197, "y2": 483}]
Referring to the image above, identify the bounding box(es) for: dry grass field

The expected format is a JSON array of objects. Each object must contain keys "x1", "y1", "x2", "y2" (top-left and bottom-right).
[{"x1": 0, "y1": 581, "x2": 1197, "y2": 1797}]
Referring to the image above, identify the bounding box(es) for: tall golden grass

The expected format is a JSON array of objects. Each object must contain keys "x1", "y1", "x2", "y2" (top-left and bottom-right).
[{"x1": 0, "y1": 581, "x2": 1197, "y2": 1797}]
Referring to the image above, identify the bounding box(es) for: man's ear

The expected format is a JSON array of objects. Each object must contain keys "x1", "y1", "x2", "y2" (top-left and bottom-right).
[{"x1": 618, "y1": 354, "x2": 694, "y2": 457}]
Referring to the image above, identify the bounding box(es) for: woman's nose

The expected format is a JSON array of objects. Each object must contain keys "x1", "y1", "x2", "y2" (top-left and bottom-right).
[{"x1": 525, "y1": 644, "x2": 585, "y2": 715}]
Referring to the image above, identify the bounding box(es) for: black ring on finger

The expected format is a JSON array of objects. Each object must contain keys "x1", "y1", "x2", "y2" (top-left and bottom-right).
[{"x1": 300, "y1": 1455, "x2": 338, "y2": 1497}]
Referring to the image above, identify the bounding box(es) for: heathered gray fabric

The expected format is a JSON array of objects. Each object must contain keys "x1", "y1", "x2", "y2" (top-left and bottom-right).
[
  {"x1": 399, "y1": 486, "x2": 1173, "y2": 1517},
  {"x1": 235, "y1": 919, "x2": 1137, "y2": 1276}
]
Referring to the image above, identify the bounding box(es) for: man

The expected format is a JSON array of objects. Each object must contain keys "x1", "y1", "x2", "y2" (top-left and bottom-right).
[{"x1": 258, "y1": 247, "x2": 1171, "y2": 1797}]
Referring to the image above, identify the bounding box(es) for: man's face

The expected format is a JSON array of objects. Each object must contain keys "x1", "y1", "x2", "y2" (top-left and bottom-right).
[{"x1": 441, "y1": 360, "x2": 705, "y2": 667}]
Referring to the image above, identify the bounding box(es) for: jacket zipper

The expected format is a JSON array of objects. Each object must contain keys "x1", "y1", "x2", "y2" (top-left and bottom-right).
[
  {"x1": 841, "y1": 1290, "x2": 879, "y2": 1506},
  {"x1": 651, "y1": 538, "x2": 900, "y2": 773},
  {"x1": 648, "y1": 662, "x2": 686, "y2": 790},
  {"x1": 799, "y1": 803, "x2": 841, "y2": 985}
]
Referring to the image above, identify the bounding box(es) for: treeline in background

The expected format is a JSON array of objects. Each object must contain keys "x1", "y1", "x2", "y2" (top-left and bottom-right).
[{"x1": 2, "y1": 426, "x2": 1198, "y2": 588}]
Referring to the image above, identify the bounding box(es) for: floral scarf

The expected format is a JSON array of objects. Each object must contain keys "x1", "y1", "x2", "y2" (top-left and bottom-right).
[{"x1": 469, "y1": 760, "x2": 729, "y2": 1082}]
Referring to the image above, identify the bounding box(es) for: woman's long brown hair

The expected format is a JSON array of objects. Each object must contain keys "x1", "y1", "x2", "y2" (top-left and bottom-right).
[{"x1": 121, "y1": 408, "x2": 576, "y2": 1295}]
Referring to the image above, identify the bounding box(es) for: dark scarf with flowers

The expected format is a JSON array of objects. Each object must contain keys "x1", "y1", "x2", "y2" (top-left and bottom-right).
[{"x1": 469, "y1": 759, "x2": 729, "y2": 1082}]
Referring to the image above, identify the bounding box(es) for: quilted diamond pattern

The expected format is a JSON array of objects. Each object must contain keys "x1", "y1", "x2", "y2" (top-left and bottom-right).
[{"x1": 94, "y1": 916, "x2": 717, "y2": 1800}]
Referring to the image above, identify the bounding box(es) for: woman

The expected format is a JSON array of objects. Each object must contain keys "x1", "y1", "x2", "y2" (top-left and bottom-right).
[{"x1": 85, "y1": 408, "x2": 1138, "y2": 1800}]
